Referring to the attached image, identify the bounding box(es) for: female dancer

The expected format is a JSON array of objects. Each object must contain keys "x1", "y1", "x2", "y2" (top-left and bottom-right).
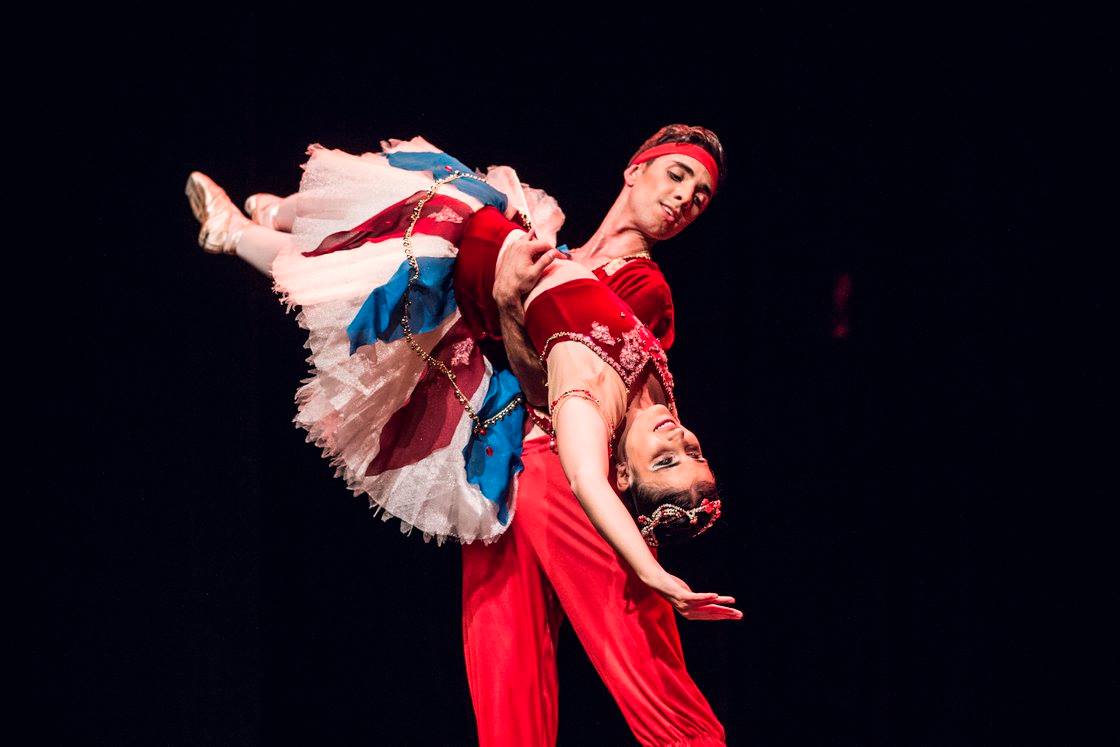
[{"x1": 186, "y1": 135, "x2": 734, "y2": 612}]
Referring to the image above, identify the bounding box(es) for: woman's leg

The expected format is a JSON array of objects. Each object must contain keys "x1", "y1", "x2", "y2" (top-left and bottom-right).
[
  {"x1": 515, "y1": 439, "x2": 727, "y2": 747},
  {"x1": 246, "y1": 193, "x2": 298, "y2": 232},
  {"x1": 186, "y1": 172, "x2": 292, "y2": 277},
  {"x1": 233, "y1": 224, "x2": 292, "y2": 277},
  {"x1": 462, "y1": 446, "x2": 564, "y2": 747}
]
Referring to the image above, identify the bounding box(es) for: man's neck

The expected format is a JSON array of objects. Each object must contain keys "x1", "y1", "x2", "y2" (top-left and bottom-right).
[{"x1": 569, "y1": 190, "x2": 657, "y2": 269}]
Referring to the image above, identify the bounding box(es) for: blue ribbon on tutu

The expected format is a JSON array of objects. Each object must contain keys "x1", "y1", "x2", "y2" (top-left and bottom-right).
[
  {"x1": 346, "y1": 256, "x2": 457, "y2": 353},
  {"x1": 386, "y1": 151, "x2": 509, "y2": 213},
  {"x1": 462, "y1": 369, "x2": 524, "y2": 526},
  {"x1": 346, "y1": 253, "x2": 523, "y2": 527}
]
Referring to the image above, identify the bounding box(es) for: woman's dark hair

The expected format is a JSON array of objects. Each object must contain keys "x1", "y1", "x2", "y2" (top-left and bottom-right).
[
  {"x1": 623, "y1": 479, "x2": 721, "y2": 546},
  {"x1": 630, "y1": 124, "x2": 727, "y2": 184}
]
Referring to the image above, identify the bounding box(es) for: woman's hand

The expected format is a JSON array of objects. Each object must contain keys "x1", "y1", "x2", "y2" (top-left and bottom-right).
[{"x1": 645, "y1": 571, "x2": 743, "y2": 621}]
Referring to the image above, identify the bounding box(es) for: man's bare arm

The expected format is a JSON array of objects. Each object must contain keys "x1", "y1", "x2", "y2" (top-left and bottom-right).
[
  {"x1": 495, "y1": 296, "x2": 548, "y2": 408},
  {"x1": 491, "y1": 234, "x2": 565, "y2": 408}
]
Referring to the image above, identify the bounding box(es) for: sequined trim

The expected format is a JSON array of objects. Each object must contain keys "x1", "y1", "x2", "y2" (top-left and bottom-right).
[
  {"x1": 548, "y1": 389, "x2": 616, "y2": 457},
  {"x1": 590, "y1": 321, "x2": 616, "y2": 346},
  {"x1": 595, "y1": 252, "x2": 652, "y2": 277},
  {"x1": 618, "y1": 328, "x2": 645, "y2": 371},
  {"x1": 551, "y1": 388, "x2": 599, "y2": 412},
  {"x1": 523, "y1": 402, "x2": 553, "y2": 434},
  {"x1": 541, "y1": 332, "x2": 631, "y2": 387},
  {"x1": 538, "y1": 327, "x2": 676, "y2": 416}
]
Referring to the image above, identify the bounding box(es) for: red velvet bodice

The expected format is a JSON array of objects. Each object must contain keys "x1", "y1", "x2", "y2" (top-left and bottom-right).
[
  {"x1": 523, "y1": 279, "x2": 675, "y2": 413},
  {"x1": 454, "y1": 206, "x2": 677, "y2": 411}
]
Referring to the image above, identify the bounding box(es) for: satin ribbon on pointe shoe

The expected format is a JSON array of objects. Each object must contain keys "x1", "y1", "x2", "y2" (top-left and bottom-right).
[
  {"x1": 244, "y1": 193, "x2": 283, "y2": 229},
  {"x1": 185, "y1": 171, "x2": 249, "y2": 255}
]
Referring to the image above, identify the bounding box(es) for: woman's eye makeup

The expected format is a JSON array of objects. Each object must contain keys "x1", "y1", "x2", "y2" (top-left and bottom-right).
[{"x1": 652, "y1": 450, "x2": 704, "y2": 470}]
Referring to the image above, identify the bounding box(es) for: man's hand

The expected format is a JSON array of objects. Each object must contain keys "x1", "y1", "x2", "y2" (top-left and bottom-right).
[{"x1": 493, "y1": 233, "x2": 566, "y2": 308}]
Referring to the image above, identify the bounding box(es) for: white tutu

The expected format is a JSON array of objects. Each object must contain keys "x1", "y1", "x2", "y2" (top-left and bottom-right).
[{"x1": 269, "y1": 139, "x2": 555, "y2": 546}]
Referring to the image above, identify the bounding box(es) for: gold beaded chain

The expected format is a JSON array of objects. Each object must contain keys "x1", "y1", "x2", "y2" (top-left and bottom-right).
[{"x1": 399, "y1": 170, "x2": 523, "y2": 435}]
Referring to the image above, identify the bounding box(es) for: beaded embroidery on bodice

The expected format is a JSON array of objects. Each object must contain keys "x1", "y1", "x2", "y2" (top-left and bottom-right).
[{"x1": 525, "y1": 279, "x2": 676, "y2": 422}]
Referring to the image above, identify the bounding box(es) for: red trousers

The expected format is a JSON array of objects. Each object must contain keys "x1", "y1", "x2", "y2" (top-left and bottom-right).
[{"x1": 462, "y1": 436, "x2": 726, "y2": 746}]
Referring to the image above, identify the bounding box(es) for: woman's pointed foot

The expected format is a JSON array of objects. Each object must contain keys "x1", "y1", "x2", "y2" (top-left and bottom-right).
[
  {"x1": 244, "y1": 193, "x2": 283, "y2": 228},
  {"x1": 185, "y1": 171, "x2": 249, "y2": 255}
]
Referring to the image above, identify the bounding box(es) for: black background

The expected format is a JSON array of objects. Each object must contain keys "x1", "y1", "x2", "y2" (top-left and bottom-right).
[{"x1": 33, "y1": 8, "x2": 1090, "y2": 746}]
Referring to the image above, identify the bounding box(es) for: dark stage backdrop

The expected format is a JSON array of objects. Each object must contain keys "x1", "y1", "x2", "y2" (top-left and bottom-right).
[{"x1": 38, "y1": 9, "x2": 1062, "y2": 746}]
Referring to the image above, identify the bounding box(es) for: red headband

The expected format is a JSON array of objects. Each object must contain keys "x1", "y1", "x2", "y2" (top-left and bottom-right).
[{"x1": 629, "y1": 142, "x2": 720, "y2": 193}]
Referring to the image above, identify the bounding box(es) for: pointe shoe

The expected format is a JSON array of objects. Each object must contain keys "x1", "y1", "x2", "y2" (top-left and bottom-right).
[
  {"x1": 244, "y1": 193, "x2": 283, "y2": 228},
  {"x1": 185, "y1": 171, "x2": 250, "y2": 255}
]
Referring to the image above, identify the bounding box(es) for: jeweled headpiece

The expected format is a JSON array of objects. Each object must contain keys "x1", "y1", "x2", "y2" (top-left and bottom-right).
[{"x1": 637, "y1": 498, "x2": 722, "y2": 547}]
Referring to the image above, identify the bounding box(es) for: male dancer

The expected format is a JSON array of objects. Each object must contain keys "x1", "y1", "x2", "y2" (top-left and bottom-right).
[
  {"x1": 187, "y1": 124, "x2": 734, "y2": 746},
  {"x1": 461, "y1": 125, "x2": 734, "y2": 747}
]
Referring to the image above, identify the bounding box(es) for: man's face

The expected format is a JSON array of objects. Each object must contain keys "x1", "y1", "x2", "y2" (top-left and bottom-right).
[{"x1": 625, "y1": 153, "x2": 715, "y2": 240}]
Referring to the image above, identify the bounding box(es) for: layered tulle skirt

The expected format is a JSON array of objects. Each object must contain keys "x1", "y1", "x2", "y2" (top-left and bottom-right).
[{"x1": 270, "y1": 138, "x2": 554, "y2": 546}]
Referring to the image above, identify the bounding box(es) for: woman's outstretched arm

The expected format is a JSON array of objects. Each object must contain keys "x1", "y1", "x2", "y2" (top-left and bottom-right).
[
  {"x1": 554, "y1": 398, "x2": 664, "y2": 582},
  {"x1": 554, "y1": 399, "x2": 741, "y2": 620}
]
